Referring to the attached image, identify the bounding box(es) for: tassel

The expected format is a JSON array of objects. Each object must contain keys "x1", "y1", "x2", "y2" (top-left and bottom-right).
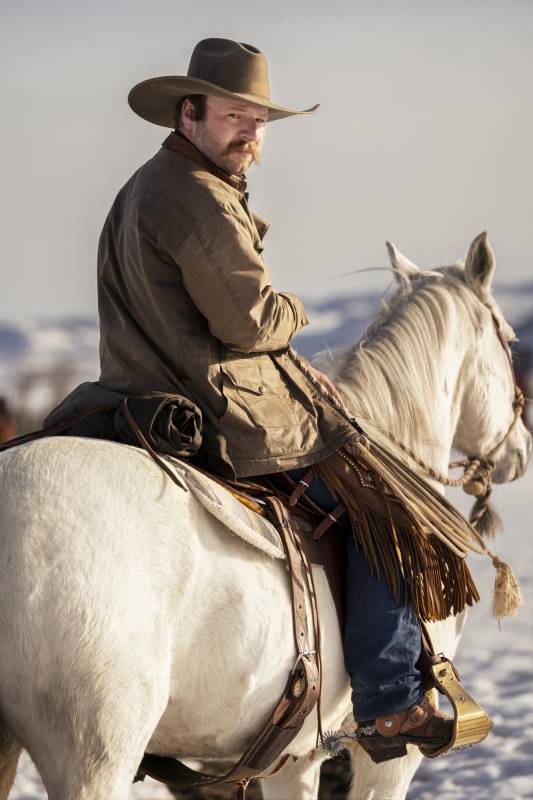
[
  {"x1": 469, "y1": 489, "x2": 503, "y2": 538},
  {"x1": 490, "y1": 554, "x2": 523, "y2": 621}
]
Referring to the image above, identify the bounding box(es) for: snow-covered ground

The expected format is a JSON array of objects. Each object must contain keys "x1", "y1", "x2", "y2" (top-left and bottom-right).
[
  {"x1": 8, "y1": 471, "x2": 533, "y2": 799},
  {"x1": 410, "y1": 474, "x2": 533, "y2": 800},
  {"x1": 9, "y1": 755, "x2": 172, "y2": 800}
]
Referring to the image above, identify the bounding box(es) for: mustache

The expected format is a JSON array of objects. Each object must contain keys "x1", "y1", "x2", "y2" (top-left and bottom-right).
[{"x1": 225, "y1": 139, "x2": 261, "y2": 164}]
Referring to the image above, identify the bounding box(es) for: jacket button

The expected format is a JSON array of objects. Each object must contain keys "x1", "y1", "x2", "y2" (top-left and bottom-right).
[{"x1": 258, "y1": 386, "x2": 265, "y2": 394}]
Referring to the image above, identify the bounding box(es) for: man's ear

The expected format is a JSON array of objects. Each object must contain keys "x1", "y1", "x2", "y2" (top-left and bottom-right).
[
  {"x1": 184, "y1": 100, "x2": 199, "y2": 121},
  {"x1": 179, "y1": 99, "x2": 197, "y2": 133}
]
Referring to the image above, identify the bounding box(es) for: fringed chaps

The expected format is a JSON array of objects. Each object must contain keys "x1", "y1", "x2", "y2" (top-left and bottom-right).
[{"x1": 314, "y1": 441, "x2": 480, "y2": 622}]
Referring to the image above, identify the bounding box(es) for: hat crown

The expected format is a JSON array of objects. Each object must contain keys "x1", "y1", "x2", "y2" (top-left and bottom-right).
[{"x1": 187, "y1": 38, "x2": 271, "y2": 101}]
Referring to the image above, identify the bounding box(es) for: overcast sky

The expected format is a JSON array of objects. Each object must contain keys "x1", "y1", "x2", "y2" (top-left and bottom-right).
[{"x1": 1, "y1": 0, "x2": 532, "y2": 321}]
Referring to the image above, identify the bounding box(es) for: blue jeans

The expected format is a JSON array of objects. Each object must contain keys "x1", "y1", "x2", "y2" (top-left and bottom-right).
[{"x1": 288, "y1": 468, "x2": 424, "y2": 721}]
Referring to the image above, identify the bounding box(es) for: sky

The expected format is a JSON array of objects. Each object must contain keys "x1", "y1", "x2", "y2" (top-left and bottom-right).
[{"x1": 1, "y1": 0, "x2": 532, "y2": 321}]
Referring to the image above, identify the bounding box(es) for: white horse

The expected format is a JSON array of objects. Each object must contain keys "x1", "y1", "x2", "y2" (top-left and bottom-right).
[{"x1": 0, "y1": 232, "x2": 530, "y2": 800}]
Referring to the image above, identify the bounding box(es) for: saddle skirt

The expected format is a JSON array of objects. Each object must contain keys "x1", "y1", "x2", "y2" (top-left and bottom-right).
[{"x1": 164, "y1": 456, "x2": 285, "y2": 559}]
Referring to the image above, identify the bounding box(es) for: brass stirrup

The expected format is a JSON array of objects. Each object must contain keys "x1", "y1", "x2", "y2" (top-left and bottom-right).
[{"x1": 421, "y1": 658, "x2": 492, "y2": 758}]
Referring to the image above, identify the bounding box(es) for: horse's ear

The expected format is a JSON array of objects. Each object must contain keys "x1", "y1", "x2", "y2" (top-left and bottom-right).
[
  {"x1": 386, "y1": 241, "x2": 420, "y2": 284},
  {"x1": 464, "y1": 231, "x2": 496, "y2": 297}
]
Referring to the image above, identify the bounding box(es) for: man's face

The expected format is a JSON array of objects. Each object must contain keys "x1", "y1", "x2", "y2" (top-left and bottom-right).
[{"x1": 181, "y1": 95, "x2": 267, "y2": 175}]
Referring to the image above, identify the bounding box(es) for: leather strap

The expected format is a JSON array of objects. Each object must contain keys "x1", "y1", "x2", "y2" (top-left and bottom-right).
[
  {"x1": 419, "y1": 622, "x2": 462, "y2": 683},
  {"x1": 313, "y1": 502, "x2": 346, "y2": 540},
  {"x1": 288, "y1": 469, "x2": 315, "y2": 506},
  {"x1": 0, "y1": 404, "x2": 116, "y2": 453},
  {"x1": 120, "y1": 399, "x2": 188, "y2": 492},
  {"x1": 268, "y1": 496, "x2": 321, "y2": 725}
]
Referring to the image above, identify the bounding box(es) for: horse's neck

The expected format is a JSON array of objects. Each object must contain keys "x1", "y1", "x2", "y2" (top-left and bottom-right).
[{"x1": 337, "y1": 302, "x2": 467, "y2": 477}]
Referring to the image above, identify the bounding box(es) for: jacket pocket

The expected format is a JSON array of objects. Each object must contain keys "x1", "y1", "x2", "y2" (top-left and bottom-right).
[{"x1": 221, "y1": 356, "x2": 301, "y2": 429}]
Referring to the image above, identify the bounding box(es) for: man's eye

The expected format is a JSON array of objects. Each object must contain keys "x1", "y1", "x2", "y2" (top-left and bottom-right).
[
  {"x1": 256, "y1": 118, "x2": 266, "y2": 124},
  {"x1": 229, "y1": 113, "x2": 240, "y2": 119}
]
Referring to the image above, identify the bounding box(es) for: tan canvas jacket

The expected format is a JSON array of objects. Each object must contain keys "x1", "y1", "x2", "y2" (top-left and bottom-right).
[{"x1": 71, "y1": 133, "x2": 356, "y2": 477}]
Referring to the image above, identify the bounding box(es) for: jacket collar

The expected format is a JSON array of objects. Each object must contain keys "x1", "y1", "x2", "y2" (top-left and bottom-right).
[
  {"x1": 162, "y1": 131, "x2": 269, "y2": 243},
  {"x1": 162, "y1": 132, "x2": 247, "y2": 195}
]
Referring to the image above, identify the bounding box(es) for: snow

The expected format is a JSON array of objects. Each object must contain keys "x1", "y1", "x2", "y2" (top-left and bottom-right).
[
  {"x1": 409, "y1": 476, "x2": 533, "y2": 800},
  {"x1": 9, "y1": 755, "x2": 173, "y2": 799}
]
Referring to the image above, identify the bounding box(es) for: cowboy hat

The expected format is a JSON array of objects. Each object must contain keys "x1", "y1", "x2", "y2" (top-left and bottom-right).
[{"x1": 128, "y1": 38, "x2": 319, "y2": 127}]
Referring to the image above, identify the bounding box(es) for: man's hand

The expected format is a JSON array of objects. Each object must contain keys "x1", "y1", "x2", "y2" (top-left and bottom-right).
[{"x1": 305, "y1": 364, "x2": 345, "y2": 407}]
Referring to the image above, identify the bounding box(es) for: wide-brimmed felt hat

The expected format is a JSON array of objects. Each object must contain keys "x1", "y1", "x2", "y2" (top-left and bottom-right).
[{"x1": 128, "y1": 38, "x2": 319, "y2": 127}]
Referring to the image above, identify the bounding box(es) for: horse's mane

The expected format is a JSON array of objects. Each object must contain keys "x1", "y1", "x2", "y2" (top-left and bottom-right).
[{"x1": 334, "y1": 264, "x2": 480, "y2": 451}]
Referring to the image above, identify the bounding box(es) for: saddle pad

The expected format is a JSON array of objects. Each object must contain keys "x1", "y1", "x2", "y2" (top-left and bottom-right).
[{"x1": 164, "y1": 457, "x2": 285, "y2": 559}]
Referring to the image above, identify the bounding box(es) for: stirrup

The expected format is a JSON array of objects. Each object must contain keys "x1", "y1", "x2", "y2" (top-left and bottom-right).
[{"x1": 420, "y1": 657, "x2": 492, "y2": 758}]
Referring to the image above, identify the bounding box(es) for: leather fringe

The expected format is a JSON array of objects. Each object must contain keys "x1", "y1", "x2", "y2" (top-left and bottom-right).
[{"x1": 314, "y1": 451, "x2": 480, "y2": 622}]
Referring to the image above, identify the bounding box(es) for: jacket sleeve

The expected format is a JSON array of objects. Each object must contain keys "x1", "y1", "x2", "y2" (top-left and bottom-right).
[{"x1": 158, "y1": 200, "x2": 309, "y2": 353}]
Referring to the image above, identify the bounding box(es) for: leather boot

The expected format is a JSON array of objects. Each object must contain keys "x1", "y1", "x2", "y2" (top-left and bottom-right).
[{"x1": 357, "y1": 694, "x2": 453, "y2": 763}]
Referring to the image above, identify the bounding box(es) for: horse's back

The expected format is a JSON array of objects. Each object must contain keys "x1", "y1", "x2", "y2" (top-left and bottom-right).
[{"x1": 0, "y1": 436, "x2": 194, "y2": 607}]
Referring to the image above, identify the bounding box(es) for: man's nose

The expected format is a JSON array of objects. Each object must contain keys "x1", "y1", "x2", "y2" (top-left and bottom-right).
[{"x1": 240, "y1": 120, "x2": 261, "y2": 141}]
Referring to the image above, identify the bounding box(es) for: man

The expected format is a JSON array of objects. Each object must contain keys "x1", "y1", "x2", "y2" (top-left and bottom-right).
[
  {"x1": 53, "y1": 38, "x2": 453, "y2": 758},
  {"x1": 99, "y1": 39, "x2": 355, "y2": 479}
]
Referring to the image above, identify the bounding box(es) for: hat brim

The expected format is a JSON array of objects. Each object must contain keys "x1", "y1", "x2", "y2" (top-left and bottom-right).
[{"x1": 128, "y1": 75, "x2": 319, "y2": 126}]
